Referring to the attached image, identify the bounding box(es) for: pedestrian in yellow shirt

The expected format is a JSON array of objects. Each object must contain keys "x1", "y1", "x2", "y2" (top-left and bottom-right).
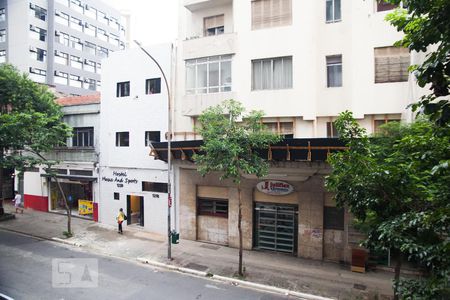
[{"x1": 116, "y1": 208, "x2": 126, "y2": 234}]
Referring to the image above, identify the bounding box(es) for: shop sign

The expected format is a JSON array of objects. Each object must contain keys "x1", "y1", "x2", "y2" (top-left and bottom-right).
[
  {"x1": 101, "y1": 170, "x2": 138, "y2": 186},
  {"x1": 256, "y1": 180, "x2": 294, "y2": 196},
  {"x1": 78, "y1": 200, "x2": 93, "y2": 215}
]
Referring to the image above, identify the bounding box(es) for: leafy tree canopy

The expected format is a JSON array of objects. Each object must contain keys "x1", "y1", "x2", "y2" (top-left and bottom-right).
[
  {"x1": 385, "y1": 0, "x2": 450, "y2": 125},
  {"x1": 326, "y1": 111, "x2": 450, "y2": 299}
]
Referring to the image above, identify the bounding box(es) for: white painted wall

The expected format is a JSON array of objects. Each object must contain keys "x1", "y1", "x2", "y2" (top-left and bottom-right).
[
  {"x1": 99, "y1": 44, "x2": 174, "y2": 235},
  {"x1": 23, "y1": 169, "x2": 47, "y2": 197},
  {"x1": 173, "y1": 0, "x2": 427, "y2": 138}
]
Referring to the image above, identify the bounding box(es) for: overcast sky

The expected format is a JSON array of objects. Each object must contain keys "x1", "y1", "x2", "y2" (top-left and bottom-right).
[{"x1": 107, "y1": 0, "x2": 179, "y2": 47}]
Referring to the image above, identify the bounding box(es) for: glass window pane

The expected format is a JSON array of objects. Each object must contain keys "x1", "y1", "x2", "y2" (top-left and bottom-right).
[
  {"x1": 197, "y1": 63, "x2": 207, "y2": 90},
  {"x1": 208, "y1": 62, "x2": 219, "y2": 88}
]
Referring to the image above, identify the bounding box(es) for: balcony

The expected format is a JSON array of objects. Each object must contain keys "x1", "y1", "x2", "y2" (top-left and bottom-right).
[
  {"x1": 44, "y1": 147, "x2": 98, "y2": 162},
  {"x1": 183, "y1": 32, "x2": 236, "y2": 60},
  {"x1": 184, "y1": 0, "x2": 232, "y2": 12},
  {"x1": 182, "y1": 91, "x2": 236, "y2": 117}
]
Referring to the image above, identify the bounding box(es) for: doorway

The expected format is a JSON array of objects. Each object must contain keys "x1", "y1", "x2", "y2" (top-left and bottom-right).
[
  {"x1": 126, "y1": 195, "x2": 144, "y2": 226},
  {"x1": 254, "y1": 202, "x2": 298, "y2": 254}
]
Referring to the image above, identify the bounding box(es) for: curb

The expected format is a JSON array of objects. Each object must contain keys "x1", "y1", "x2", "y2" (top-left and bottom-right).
[{"x1": 136, "y1": 257, "x2": 335, "y2": 300}]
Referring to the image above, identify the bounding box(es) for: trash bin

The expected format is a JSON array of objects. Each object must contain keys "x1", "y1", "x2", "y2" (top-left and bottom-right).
[{"x1": 171, "y1": 231, "x2": 179, "y2": 244}]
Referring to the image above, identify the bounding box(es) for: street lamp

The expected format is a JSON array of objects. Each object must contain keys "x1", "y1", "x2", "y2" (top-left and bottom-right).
[{"x1": 134, "y1": 40, "x2": 173, "y2": 260}]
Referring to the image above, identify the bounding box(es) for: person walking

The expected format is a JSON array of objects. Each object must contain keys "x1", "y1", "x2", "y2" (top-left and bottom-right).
[
  {"x1": 13, "y1": 191, "x2": 23, "y2": 214},
  {"x1": 116, "y1": 208, "x2": 126, "y2": 234}
]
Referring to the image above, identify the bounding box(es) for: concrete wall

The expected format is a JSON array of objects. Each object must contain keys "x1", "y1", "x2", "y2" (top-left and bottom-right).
[{"x1": 176, "y1": 162, "x2": 351, "y2": 263}]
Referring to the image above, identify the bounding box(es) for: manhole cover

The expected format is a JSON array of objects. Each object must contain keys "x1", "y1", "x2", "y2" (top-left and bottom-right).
[
  {"x1": 184, "y1": 263, "x2": 208, "y2": 271},
  {"x1": 200, "y1": 244, "x2": 220, "y2": 250}
]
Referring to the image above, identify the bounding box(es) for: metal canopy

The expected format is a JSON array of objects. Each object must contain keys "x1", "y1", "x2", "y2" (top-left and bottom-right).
[
  {"x1": 40, "y1": 174, "x2": 98, "y2": 182},
  {"x1": 149, "y1": 138, "x2": 346, "y2": 163}
]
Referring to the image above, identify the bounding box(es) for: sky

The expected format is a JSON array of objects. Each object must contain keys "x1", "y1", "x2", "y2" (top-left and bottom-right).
[{"x1": 107, "y1": 0, "x2": 179, "y2": 47}]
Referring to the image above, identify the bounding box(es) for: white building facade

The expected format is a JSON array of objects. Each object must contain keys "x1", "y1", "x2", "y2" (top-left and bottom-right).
[{"x1": 98, "y1": 44, "x2": 174, "y2": 236}]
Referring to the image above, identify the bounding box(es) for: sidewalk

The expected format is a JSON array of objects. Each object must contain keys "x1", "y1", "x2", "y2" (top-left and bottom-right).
[{"x1": 0, "y1": 203, "x2": 395, "y2": 300}]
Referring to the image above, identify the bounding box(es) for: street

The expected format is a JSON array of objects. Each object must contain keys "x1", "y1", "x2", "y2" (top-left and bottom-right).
[{"x1": 0, "y1": 230, "x2": 291, "y2": 300}]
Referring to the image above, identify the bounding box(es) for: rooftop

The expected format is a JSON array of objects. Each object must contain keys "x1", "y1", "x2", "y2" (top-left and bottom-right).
[{"x1": 56, "y1": 93, "x2": 101, "y2": 107}]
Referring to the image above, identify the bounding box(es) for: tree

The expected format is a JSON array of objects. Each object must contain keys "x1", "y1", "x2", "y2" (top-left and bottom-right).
[
  {"x1": 326, "y1": 111, "x2": 450, "y2": 299},
  {"x1": 0, "y1": 64, "x2": 71, "y2": 232},
  {"x1": 384, "y1": 0, "x2": 450, "y2": 125},
  {"x1": 193, "y1": 100, "x2": 281, "y2": 276}
]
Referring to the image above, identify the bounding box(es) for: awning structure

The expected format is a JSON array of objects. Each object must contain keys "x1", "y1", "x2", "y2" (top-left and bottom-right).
[
  {"x1": 40, "y1": 174, "x2": 98, "y2": 182},
  {"x1": 150, "y1": 138, "x2": 347, "y2": 163}
]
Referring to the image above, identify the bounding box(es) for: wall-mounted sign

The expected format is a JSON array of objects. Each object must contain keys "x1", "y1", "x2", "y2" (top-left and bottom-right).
[
  {"x1": 256, "y1": 180, "x2": 294, "y2": 196},
  {"x1": 102, "y1": 171, "x2": 138, "y2": 186}
]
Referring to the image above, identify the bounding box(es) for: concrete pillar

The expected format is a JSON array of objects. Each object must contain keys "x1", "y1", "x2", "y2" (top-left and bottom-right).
[{"x1": 298, "y1": 191, "x2": 324, "y2": 260}]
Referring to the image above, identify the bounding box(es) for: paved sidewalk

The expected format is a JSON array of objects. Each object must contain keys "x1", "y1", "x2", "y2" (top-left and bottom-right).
[{"x1": 0, "y1": 203, "x2": 395, "y2": 300}]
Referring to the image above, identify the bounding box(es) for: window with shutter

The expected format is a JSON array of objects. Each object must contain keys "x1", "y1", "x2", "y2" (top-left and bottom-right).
[
  {"x1": 251, "y1": 0, "x2": 292, "y2": 30},
  {"x1": 374, "y1": 47, "x2": 409, "y2": 83},
  {"x1": 204, "y1": 15, "x2": 225, "y2": 36}
]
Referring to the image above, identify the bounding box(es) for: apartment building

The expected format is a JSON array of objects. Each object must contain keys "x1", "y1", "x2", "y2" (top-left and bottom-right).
[
  {"x1": 98, "y1": 44, "x2": 174, "y2": 236},
  {"x1": 152, "y1": 0, "x2": 424, "y2": 264},
  {"x1": 0, "y1": 0, "x2": 125, "y2": 96}
]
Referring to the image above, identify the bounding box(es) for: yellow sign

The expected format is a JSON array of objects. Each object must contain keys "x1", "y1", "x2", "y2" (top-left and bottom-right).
[{"x1": 78, "y1": 200, "x2": 93, "y2": 215}]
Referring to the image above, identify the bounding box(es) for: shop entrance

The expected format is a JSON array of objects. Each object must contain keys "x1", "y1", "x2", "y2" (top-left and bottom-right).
[
  {"x1": 126, "y1": 195, "x2": 144, "y2": 227},
  {"x1": 49, "y1": 179, "x2": 93, "y2": 219},
  {"x1": 254, "y1": 202, "x2": 298, "y2": 254}
]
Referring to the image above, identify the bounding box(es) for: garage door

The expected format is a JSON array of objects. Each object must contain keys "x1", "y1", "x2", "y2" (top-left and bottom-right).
[{"x1": 254, "y1": 203, "x2": 298, "y2": 254}]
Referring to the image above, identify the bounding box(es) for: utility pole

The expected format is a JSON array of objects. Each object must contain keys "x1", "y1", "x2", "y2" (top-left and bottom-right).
[{"x1": 134, "y1": 41, "x2": 173, "y2": 260}]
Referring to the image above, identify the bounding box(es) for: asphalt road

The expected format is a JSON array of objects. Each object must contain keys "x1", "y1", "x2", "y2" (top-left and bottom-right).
[{"x1": 0, "y1": 230, "x2": 292, "y2": 300}]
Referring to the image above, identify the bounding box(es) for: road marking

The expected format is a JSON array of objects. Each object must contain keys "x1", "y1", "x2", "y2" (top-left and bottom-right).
[
  {"x1": 0, "y1": 292, "x2": 15, "y2": 300},
  {"x1": 205, "y1": 284, "x2": 223, "y2": 290}
]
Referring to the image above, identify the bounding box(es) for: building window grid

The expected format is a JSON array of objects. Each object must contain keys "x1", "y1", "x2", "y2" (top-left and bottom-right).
[
  {"x1": 72, "y1": 127, "x2": 94, "y2": 147},
  {"x1": 69, "y1": 74, "x2": 82, "y2": 88},
  {"x1": 84, "y1": 5, "x2": 97, "y2": 19},
  {"x1": 0, "y1": 50, "x2": 5, "y2": 63},
  {"x1": 54, "y1": 51, "x2": 69, "y2": 65},
  {"x1": 326, "y1": 55, "x2": 342, "y2": 87},
  {"x1": 0, "y1": 8, "x2": 5, "y2": 22},
  {"x1": 186, "y1": 55, "x2": 232, "y2": 95},
  {"x1": 251, "y1": 0, "x2": 292, "y2": 30},
  {"x1": 70, "y1": 55, "x2": 83, "y2": 69},
  {"x1": 115, "y1": 132, "x2": 130, "y2": 147},
  {"x1": 70, "y1": 36, "x2": 83, "y2": 51},
  {"x1": 84, "y1": 78, "x2": 96, "y2": 91},
  {"x1": 30, "y1": 25, "x2": 47, "y2": 42},
  {"x1": 70, "y1": 16, "x2": 83, "y2": 32},
  {"x1": 30, "y1": 3, "x2": 47, "y2": 21},
  {"x1": 54, "y1": 71, "x2": 69, "y2": 85},
  {"x1": 84, "y1": 59, "x2": 96, "y2": 72},
  {"x1": 84, "y1": 41, "x2": 96, "y2": 55},
  {"x1": 69, "y1": 0, "x2": 84, "y2": 14},
  {"x1": 326, "y1": 0, "x2": 341, "y2": 23},
  {"x1": 30, "y1": 47, "x2": 47, "y2": 62},
  {"x1": 29, "y1": 67, "x2": 46, "y2": 83},
  {"x1": 55, "y1": 11, "x2": 69, "y2": 26},
  {"x1": 252, "y1": 56, "x2": 293, "y2": 90},
  {"x1": 0, "y1": 29, "x2": 5, "y2": 42}
]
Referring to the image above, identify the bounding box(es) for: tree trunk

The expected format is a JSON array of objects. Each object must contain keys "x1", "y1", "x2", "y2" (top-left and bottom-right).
[
  {"x1": 0, "y1": 148, "x2": 4, "y2": 215},
  {"x1": 238, "y1": 184, "x2": 244, "y2": 276},
  {"x1": 53, "y1": 176, "x2": 71, "y2": 235},
  {"x1": 393, "y1": 251, "x2": 403, "y2": 300}
]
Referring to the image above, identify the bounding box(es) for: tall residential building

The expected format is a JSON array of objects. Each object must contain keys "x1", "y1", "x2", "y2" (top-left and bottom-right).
[{"x1": 0, "y1": 0, "x2": 126, "y2": 95}]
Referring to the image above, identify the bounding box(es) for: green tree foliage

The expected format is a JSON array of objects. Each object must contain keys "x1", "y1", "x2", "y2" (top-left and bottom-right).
[
  {"x1": 0, "y1": 64, "x2": 71, "y2": 222},
  {"x1": 193, "y1": 100, "x2": 281, "y2": 276},
  {"x1": 326, "y1": 111, "x2": 450, "y2": 299},
  {"x1": 385, "y1": 0, "x2": 450, "y2": 125}
]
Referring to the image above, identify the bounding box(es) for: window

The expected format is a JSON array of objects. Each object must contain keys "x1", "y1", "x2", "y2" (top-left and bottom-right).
[
  {"x1": 326, "y1": 55, "x2": 342, "y2": 87},
  {"x1": 376, "y1": 0, "x2": 398, "y2": 12},
  {"x1": 69, "y1": 74, "x2": 82, "y2": 88},
  {"x1": 0, "y1": 29, "x2": 5, "y2": 42},
  {"x1": 30, "y1": 25, "x2": 46, "y2": 42},
  {"x1": 264, "y1": 121, "x2": 294, "y2": 138},
  {"x1": 96, "y1": 63, "x2": 101, "y2": 74},
  {"x1": 84, "y1": 42, "x2": 96, "y2": 55},
  {"x1": 54, "y1": 51, "x2": 69, "y2": 65},
  {"x1": 324, "y1": 206, "x2": 344, "y2": 230},
  {"x1": 55, "y1": 31, "x2": 69, "y2": 46},
  {"x1": 374, "y1": 119, "x2": 400, "y2": 133},
  {"x1": 70, "y1": 0, "x2": 83, "y2": 14},
  {"x1": 0, "y1": 8, "x2": 5, "y2": 22},
  {"x1": 97, "y1": 46, "x2": 108, "y2": 58},
  {"x1": 84, "y1": 5, "x2": 97, "y2": 19},
  {"x1": 84, "y1": 78, "x2": 96, "y2": 90},
  {"x1": 204, "y1": 15, "x2": 224, "y2": 36},
  {"x1": 326, "y1": 122, "x2": 339, "y2": 138},
  {"x1": 326, "y1": 0, "x2": 341, "y2": 23},
  {"x1": 98, "y1": 11, "x2": 108, "y2": 25},
  {"x1": 119, "y1": 41, "x2": 125, "y2": 50},
  {"x1": 70, "y1": 55, "x2": 82, "y2": 69},
  {"x1": 55, "y1": 0, "x2": 69, "y2": 6},
  {"x1": 116, "y1": 81, "x2": 130, "y2": 97},
  {"x1": 29, "y1": 67, "x2": 46, "y2": 83},
  {"x1": 252, "y1": 56, "x2": 293, "y2": 90},
  {"x1": 69, "y1": 169, "x2": 93, "y2": 176},
  {"x1": 197, "y1": 198, "x2": 228, "y2": 218},
  {"x1": 96, "y1": 81, "x2": 101, "y2": 91},
  {"x1": 55, "y1": 11, "x2": 69, "y2": 26},
  {"x1": 145, "y1": 131, "x2": 161, "y2": 146},
  {"x1": 142, "y1": 182, "x2": 168, "y2": 193},
  {"x1": 114, "y1": 192, "x2": 120, "y2": 200},
  {"x1": 97, "y1": 28, "x2": 108, "y2": 42},
  {"x1": 115, "y1": 132, "x2": 129, "y2": 147},
  {"x1": 70, "y1": 17, "x2": 83, "y2": 32},
  {"x1": 251, "y1": 0, "x2": 292, "y2": 30},
  {"x1": 30, "y1": 47, "x2": 46, "y2": 62},
  {"x1": 84, "y1": 59, "x2": 96, "y2": 72},
  {"x1": 30, "y1": 3, "x2": 47, "y2": 21},
  {"x1": 110, "y1": 34, "x2": 120, "y2": 46},
  {"x1": 72, "y1": 127, "x2": 94, "y2": 147},
  {"x1": 374, "y1": 47, "x2": 410, "y2": 83},
  {"x1": 0, "y1": 50, "x2": 5, "y2": 63},
  {"x1": 70, "y1": 36, "x2": 83, "y2": 51},
  {"x1": 84, "y1": 23, "x2": 96, "y2": 37},
  {"x1": 186, "y1": 55, "x2": 232, "y2": 94},
  {"x1": 145, "y1": 78, "x2": 161, "y2": 94},
  {"x1": 54, "y1": 71, "x2": 68, "y2": 85}
]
